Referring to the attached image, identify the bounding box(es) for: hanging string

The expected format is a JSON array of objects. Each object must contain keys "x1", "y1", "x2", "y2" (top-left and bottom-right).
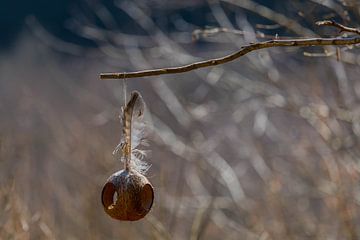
[
  {"x1": 113, "y1": 76, "x2": 128, "y2": 157},
  {"x1": 122, "y1": 73, "x2": 127, "y2": 104},
  {"x1": 122, "y1": 74, "x2": 128, "y2": 169}
]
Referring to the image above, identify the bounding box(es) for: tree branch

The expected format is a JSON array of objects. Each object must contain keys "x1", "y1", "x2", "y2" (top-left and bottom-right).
[
  {"x1": 100, "y1": 37, "x2": 360, "y2": 80},
  {"x1": 316, "y1": 20, "x2": 360, "y2": 35},
  {"x1": 100, "y1": 21, "x2": 360, "y2": 80}
]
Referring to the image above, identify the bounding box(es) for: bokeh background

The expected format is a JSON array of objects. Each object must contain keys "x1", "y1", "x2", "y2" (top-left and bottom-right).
[{"x1": 2, "y1": 0, "x2": 360, "y2": 239}]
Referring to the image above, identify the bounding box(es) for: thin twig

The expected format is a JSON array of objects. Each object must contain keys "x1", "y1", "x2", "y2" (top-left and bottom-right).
[
  {"x1": 316, "y1": 20, "x2": 360, "y2": 35},
  {"x1": 100, "y1": 37, "x2": 360, "y2": 79}
]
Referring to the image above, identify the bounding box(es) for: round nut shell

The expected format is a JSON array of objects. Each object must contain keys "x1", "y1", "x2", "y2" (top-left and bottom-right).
[{"x1": 101, "y1": 170, "x2": 154, "y2": 221}]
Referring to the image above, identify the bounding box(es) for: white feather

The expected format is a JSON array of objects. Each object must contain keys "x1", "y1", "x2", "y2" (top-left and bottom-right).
[{"x1": 113, "y1": 91, "x2": 151, "y2": 174}]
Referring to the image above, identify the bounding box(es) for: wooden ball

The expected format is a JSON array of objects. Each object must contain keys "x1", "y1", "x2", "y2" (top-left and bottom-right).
[{"x1": 101, "y1": 170, "x2": 154, "y2": 221}]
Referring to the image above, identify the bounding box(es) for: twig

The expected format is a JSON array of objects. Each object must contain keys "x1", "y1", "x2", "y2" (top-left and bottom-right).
[
  {"x1": 316, "y1": 20, "x2": 360, "y2": 35},
  {"x1": 100, "y1": 37, "x2": 360, "y2": 79}
]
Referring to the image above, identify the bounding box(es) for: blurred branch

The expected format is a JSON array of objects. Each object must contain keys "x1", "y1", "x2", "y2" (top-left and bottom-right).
[
  {"x1": 193, "y1": 27, "x2": 280, "y2": 40},
  {"x1": 220, "y1": 0, "x2": 315, "y2": 36},
  {"x1": 194, "y1": 20, "x2": 360, "y2": 41}
]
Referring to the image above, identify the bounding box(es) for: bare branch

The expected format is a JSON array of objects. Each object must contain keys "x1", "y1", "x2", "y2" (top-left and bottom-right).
[
  {"x1": 316, "y1": 20, "x2": 360, "y2": 35},
  {"x1": 100, "y1": 36, "x2": 360, "y2": 80}
]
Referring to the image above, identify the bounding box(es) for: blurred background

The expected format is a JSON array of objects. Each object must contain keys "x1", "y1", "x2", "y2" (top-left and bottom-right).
[{"x1": 1, "y1": 0, "x2": 360, "y2": 239}]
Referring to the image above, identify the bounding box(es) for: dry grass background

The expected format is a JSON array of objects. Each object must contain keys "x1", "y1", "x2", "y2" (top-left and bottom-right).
[{"x1": 1, "y1": 0, "x2": 360, "y2": 239}]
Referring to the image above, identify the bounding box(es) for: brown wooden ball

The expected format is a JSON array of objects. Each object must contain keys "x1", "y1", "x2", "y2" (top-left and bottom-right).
[{"x1": 101, "y1": 170, "x2": 154, "y2": 221}]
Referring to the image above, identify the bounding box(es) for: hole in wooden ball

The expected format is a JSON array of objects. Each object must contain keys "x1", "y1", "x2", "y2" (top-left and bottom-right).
[
  {"x1": 101, "y1": 182, "x2": 116, "y2": 210},
  {"x1": 140, "y1": 183, "x2": 154, "y2": 211}
]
